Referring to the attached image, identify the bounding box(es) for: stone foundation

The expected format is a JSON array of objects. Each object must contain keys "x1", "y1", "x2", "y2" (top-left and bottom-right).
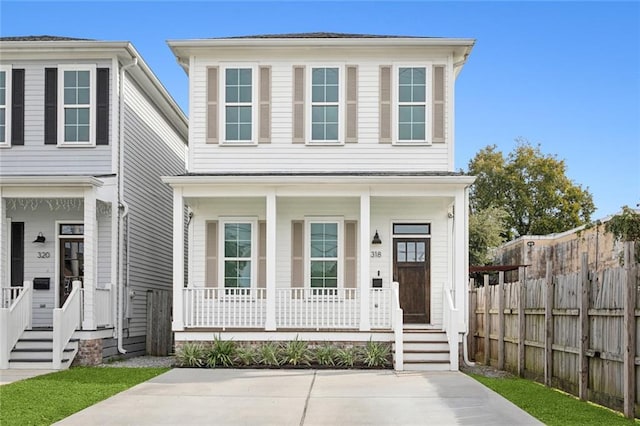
[{"x1": 73, "y1": 338, "x2": 104, "y2": 366}]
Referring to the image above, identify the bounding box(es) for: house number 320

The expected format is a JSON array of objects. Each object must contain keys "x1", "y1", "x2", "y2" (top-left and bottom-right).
[
  {"x1": 370, "y1": 251, "x2": 382, "y2": 258},
  {"x1": 37, "y1": 252, "x2": 50, "y2": 259}
]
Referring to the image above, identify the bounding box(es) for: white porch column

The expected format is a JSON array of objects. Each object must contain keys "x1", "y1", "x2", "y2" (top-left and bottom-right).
[
  {"x1": 453, "y1": 189, "x2": 466, "y2": 326},
  {"x1": 0, "y1": 191, "x2": 6, "y2": 287},
  {"x1": 172, "y1": 187, "x2": 185, "y2": 330},
  {"x1": 265, "y1": 191, "x2": 277, "y2": 330},
  {"x1": 359, "y1": 191, "x2": 371, "y2": 331},
  {"x1": 82, "y1": 188, "x2": 97, "y2": 330}
]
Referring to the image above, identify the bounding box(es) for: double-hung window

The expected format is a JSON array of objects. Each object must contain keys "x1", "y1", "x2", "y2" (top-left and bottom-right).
[
  {"x1": 59, "y1": 65, "x2": 95, "y2": 145},
  {"x1": 397, "y1": 67, "x2": 427, "y2": 142},
  {"x1": 224, "y1": 67, "x2": 254, "y2": 143},
  {"x1": 310, "y1": 67, "x2": 340, "y2": 143},
  {"x1": 221, "y1": 221, "x2": 255, "y2": 295},
  {"x1": 308, "y1": 221, "x2": 340, "y2": 295},
  {"x1": 0, "y1": 67, "x2": 10, "y2": 146}
]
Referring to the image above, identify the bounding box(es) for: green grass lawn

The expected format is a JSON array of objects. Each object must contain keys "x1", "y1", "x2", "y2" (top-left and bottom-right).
[
  {"x1": 469, "y1": 373, "x2": 639, "y2": 425},
  {"x1": 0, "y1": 367, "x2": 168, "y2": 426}
]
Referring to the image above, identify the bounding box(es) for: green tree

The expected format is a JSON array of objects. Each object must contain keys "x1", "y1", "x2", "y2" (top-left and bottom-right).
[
  {"x1": 605, "y1": 206, "x2": 640, "y2": 242},
  {"x1": 468, "y1": 139, "x2": 595, "y2": 239},
  {"x1": 469, "y1": 206, "x2": 508, "y2": 265}
]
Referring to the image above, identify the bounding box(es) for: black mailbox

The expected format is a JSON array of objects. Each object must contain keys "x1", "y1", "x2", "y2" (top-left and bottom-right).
[
  {"x1": 33, "y1": 278, "x2": 50, "y2": 290},
  {"x1": 372, "y1": 278, "x2": 383, "y2": 288}
]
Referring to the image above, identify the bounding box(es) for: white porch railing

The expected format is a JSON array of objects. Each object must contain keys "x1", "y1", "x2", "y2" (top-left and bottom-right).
[
  {"x1": 53, "y1": 281, "x2": 81, "y2": 369},
  {"x1": 94, "y1": 284, "x2": 113, "y2": 327},
  {"x1": 369, "y1": 288, "x2": 392, "y2": 329},
  {"x1": 184, "y1": 288, "x2": 267, "y2": 328},
  {"x1": 1, "y1": 287, "x2": 24, "y2": 308},
  {"x1": 442, "y1": 281, "x2": 459, "y2": 370},
  {"x1": 391, "y1": 281, "x2": 403, "y2": 371},
  {"x1": 276, "y1": 288, "x2": 360, "y2": 329},
  {"x1": 0, "y1": 281, "x2": 32, "y2": 369}
]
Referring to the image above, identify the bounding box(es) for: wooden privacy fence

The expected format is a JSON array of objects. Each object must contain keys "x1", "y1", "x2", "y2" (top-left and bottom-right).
[
  {"x1": 146, "y1": 289, "x2": 172, "y2": 356},
  {"x1": 469, "y1": 242, "x2": 639, "y2": 418}
]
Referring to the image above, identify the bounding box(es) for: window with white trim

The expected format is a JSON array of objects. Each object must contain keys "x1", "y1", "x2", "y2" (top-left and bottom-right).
[
  {"x1": 308, "y1": 221, "x2": 340, "y2": 293},
  {"x1": 222, "y1": 221, "x2": 254, "y2": 294},
  {"x1": 59, "y1": 65, "x2": 95, "y2": 145},
  {"x1": 310, "y1": 67, "x2": 340, "y2": 143},
  {"x1": 397, "y1": 67, "x2": 427, "y2": 142},
  {"x1": 0, "y1": 67, "x2": 11, "y2": 145},
  {"x1": 224, "y1": 67, "x2": 253, "y2": 143}
]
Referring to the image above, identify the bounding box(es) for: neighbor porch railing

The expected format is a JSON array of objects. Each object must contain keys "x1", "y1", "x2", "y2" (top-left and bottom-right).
[
  {"x1": 391, "y1": 281, "x2": 403, "y2": 371},
  {"x1": 442, "y1": 281, "x2": 459, "y2": 370},
  {"x1": 53, "y1": 281, "x2": 81, "y2": 369},
  {"x1": 1, "y1": 286, "x2": 24, "y2": 308},
  {"x1": 0, "y1": 281, "x2": 32, "y2": 369}
]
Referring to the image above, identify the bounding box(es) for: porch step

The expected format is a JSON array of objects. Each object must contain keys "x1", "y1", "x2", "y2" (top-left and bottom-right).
[
  {"x1": 10, "y1": 348, "x2": 74, "y2": 361},
  {"x1": 7, "y1": 330, "x2": 79, "y2": 370},
  {"x1": 397, "y1": 328, "x2": 451, "y2": 371}
]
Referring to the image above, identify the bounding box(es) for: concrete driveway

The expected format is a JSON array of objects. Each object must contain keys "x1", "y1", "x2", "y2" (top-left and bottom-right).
[{"x1": 56, "y1": 369, "x2": 541, "y2": 425}]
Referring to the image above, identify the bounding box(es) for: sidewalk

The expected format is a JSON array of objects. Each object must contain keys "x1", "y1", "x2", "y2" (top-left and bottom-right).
[
  {"x1": 0, "y1": 369, "x2": 56, "y2": 385},
  {"x1": 55, "y1": 369, "x2": 542, "y2": 425}
]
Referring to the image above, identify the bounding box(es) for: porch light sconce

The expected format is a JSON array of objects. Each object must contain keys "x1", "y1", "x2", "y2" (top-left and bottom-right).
[
  {"x1": 372, "y1": 231, "x2": 382, "y2": 245},
  {"x1": 527, "y1": 241, "x2": 535, "y2": 247},
  {"x1": 33, "y1": 232, "x2": 46, "y2": 244}
]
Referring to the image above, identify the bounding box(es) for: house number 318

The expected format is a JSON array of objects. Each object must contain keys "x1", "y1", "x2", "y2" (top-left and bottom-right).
[
  {"x1": 37, "y1": 252, "x2": 50, "y2": 259},
  {"x1": 370, "y1": 251, "x2": 382, "y2": 258}
]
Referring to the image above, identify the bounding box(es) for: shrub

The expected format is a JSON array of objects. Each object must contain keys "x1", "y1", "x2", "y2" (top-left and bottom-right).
[
  {"x1": 235, "y1": 344, "x2": 258, "y2": 366},
  {"x1": 336, "y1": 346, "x2": 361, "y2": 368},
  {"x1": 257, "y1": 341, "x2": 282, "y2": 366},
  {"x1": 314, "y1": 344, "x2": 337, "y2": 366},
  {"x1": 362, "y1": 340, "x2": 391, "y2": 368},
  {"x1": 282, "y1": 337, "x2": 312, "y2": 366},
  {"x1": 175, "y1": 342, "x2": 204, "y2": 367},
  {"x1": 205, "y1": 336, "x2": 236, "y2": 368}
]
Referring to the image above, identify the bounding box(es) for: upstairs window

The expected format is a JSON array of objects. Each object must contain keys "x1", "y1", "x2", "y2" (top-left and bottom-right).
[
  {"x1": 310, "y1": 67, "x2": 340, "y2": 143},
  {"x1": 397, "y1": 67, "x2": 426, "y2": 142},
  {"x1": 224, "y1": 68, "x2": 253, "y2": 143},
  {"x1": 0, "y1": 67, "x2": 10, "y2": 146},
  {"x1": 58, "y1": 66, "x2": 95, "y2": 145}
]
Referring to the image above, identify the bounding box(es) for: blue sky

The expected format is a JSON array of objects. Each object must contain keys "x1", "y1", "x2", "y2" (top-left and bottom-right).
[{"x1": 1, "y1": 1, "x2": 638, "y2": 220}]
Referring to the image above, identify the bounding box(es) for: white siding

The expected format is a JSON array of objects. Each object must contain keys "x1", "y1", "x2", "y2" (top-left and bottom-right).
[
  {"x1": 97, "y1": 207, "x2": 112, "y2": 287},
  {"x1": 122, "y1": 75, "x2": 186, "y2": 337},
  {"x1": 0, "y1": 60, "x2": 113, "y2": 175}
]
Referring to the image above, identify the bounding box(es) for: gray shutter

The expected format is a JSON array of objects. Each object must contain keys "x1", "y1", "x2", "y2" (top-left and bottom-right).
[
  {"x1": 432, "y1": 65, "x2": 445, "y2": 143},
  {"x1": 345, "y1": 65, "x2": 358, "y2": 143},
  {"x1": 205, "y1": 221, "x2": 218, "y2": 287},
  {"x1": 44, "y1": 68, "x2": 57, "y2": 145},
  {"x1": 258, "y1": 221, "x2": 266, "y2": 289},
  {"x1": 379, "y1": 65, "x2": 392, "y2": 144},
  {"x1": 259, "y1": 66, "x2": 271, "y2": 143},
  {"x1": 96, "y1": 68, "x2": 109, "y2": 145},
  {"x1": 344, "y1": 221, "x2": 357, "y2": 288},
  {"x1": 206, "y1": 67, "x2": 219, "y2": 144},
  {"x1": 11, "y1": 69, "x2": 25, "y2": 145},
  {"x1": 291, "y1": 220, "x2": 304, "y2": 287},
  {"x1": 292, "y1": 66, "x2": 305, "y2": 144}
]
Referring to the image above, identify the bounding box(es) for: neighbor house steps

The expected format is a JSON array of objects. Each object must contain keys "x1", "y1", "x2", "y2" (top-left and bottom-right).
[
  {"x1": 8, "y1": 329, "x2": 79, "y2": 370},
  {"x1": 394, "y1": 326, "x2": 451, "y2": 371}
]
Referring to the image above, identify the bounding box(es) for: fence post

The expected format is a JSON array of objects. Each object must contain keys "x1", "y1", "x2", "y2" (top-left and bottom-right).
[
  {"x1": 518, "y1": 266, "x2": 526, "y2": 377},
  {"x1": 469, "y1": 278, "x2": 477, "y2": 361},
  {"x1": 545, "y1": 260, "x2": 554, "y2": 387},
  {"x1": 623, "y1": 242, "x2": 637, "y2": 418},
  {"x1": 498, "y1": 271, "x2": 505, "y2": 370},
  {"x1": 579, "y1": 252, "x2": 590, "y2": 400},
  {"x1": 484, "y1": 274, "x2": 490, "y2": 365}
]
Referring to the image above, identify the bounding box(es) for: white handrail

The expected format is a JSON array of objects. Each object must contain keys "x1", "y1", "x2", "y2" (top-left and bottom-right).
[
  {"x1": 0, "y1": 282, "x2": 32, "y2": 369},
  {"x1": 1, "y1": 287, "x2": 23, "y2": 308},
  {"x1": 391, "y1": 281, "x2": 403, "y2": 371},
  {"x1": 53, "y1": 281, "x2": 82, "y2": 369},
  {"x1": 443, "y1": 281, "x2": 459, "y2": 370},
  {"x1": 369, "y1": 288, "x2": 392, "y2": 329},
  {"x1": 276, "y1": 288, "x2": 360, "y2": 329},
  {"x1": 183, "y1": 287, "x2": 267, "y2": 328}
]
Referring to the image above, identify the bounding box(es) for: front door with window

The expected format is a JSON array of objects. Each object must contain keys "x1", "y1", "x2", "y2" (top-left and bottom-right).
[
  {"x1": 393, "y1": 238, "x2": 430, "y2": 323},
  {"x1": 60, "y1": 238, "x2": 83, "y2": 307}
]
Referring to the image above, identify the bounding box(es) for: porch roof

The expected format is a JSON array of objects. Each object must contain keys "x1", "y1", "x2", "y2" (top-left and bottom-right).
[{"x1": 0, "y1": 175, "x2": 104, "y2": 188}]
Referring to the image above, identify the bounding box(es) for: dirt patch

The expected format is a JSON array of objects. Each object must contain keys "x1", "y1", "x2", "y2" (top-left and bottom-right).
[{"x1": 460, "y1": 363, "x2": 515, "y2": 379}]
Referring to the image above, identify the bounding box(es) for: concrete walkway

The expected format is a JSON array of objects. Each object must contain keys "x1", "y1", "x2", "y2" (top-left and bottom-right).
[
  {"x1": 55, "y1": 369, "x2": 541, "y2": 425},
  {"x1": 0, "y1": 368, "x2": 57, "y2": 385}
]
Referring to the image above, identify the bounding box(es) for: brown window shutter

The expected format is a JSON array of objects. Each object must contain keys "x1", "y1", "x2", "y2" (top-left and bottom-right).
[
  {"x1": 379, "y1": 65, "x2": 392, "y2": 144},
  {"x1": 432, "y1": 65, "x2": 445, "y2": 143},
  {"x1": 206, "y1": 67, "x2": 219, "y2": 144},
  {"x1": 344, "y1": 221, "x2": 357, "y2": 288},
  {"x1": 345, "y1": 65, "x2": 358, "y2": 143},
  {"x1": 205, "y1": 221, "x2": 218, "y2": 287},
  {"x1": 44, "y1": 68, "x2": 57, "y2": 145},
  {"x1": 258, "y1": 221, "x2": 266, "y2": 288},
  {"x1": 258, "y1": 66, "x2": 271, "y2": 144},
  {"x1": 291, "y1": 220, "x2": 304, "y2": 287},
  {"x1": 292, "y1": 66, "x2": 305, "y2": 144},
  {"x1": 96, "y1": 68, "x2": 109, "y2": 145},
  {"x1": 11, "y1": 69, "x2": 25, "y2": 145}
]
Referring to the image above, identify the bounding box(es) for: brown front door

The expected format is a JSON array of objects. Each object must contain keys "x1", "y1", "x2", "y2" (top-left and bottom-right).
[
  {"x1": 60, "y1": 238, "x2": 84, "y2": 307},
  {"x1": 393, "y1": 238, "x2": 430, "y2": 323}
]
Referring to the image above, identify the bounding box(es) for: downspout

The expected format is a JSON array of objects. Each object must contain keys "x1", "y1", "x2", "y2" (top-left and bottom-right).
[
  {"x1": 462, "y1": 184, "x2": 475, "y2": 366},
  {"x1": 117, "y1": 57, "x2": 138, "y2": 354}
]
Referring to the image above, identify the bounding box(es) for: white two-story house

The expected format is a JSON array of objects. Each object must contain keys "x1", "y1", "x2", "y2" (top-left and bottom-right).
[
  {"x1": 165, "y1": 33, "x2": 474, "y2": 370},
  {"x1": 0, "y1": 36, "x2": 188, "y2": 369}
]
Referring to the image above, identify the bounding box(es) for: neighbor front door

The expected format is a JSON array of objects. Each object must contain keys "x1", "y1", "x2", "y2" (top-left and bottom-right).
[
  {"x1": 60, "y1": 238, "x2": 83, "y2": 307},
  {"x1": 393, "y1": 238, "x2": 430, "y2": 323}
]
